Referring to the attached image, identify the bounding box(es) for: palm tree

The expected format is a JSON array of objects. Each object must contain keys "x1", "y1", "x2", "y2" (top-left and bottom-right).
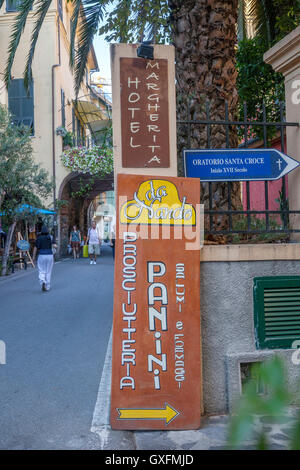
[
  {"x1": 3, "y1": 0, "x2": 242, "y2": 232},
  {"x1": 238, "y1": 0, "x2": 300, "y2": 45},
  {"x1": 5, "y1": 1, "x2": 298, "y2": 233},
  {"x1": 238, "y1": 0, "x2": 277, "y2": 44}
]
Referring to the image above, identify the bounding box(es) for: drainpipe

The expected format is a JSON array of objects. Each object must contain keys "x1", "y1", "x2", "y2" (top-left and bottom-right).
[{"x1": 52, "y1": 8, "x2": 61, "y2": 245}]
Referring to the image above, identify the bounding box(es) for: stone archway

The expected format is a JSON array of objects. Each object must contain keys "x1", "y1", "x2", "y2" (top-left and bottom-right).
[{"x1": 58, "y1": 172, "x2": 113, "y2": 256}]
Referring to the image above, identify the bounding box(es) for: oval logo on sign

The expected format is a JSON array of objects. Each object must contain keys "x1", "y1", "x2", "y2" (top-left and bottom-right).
[{"x1": 120, "y1": 179, "x2": 196, "y2": 226}]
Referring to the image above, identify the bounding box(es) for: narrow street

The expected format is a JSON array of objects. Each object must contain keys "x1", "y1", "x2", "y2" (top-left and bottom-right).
[
  {"x1": 0, "y1": 246, "x2": 297, "y2": 451},
  {"x1": 0, "y1": 245, "x2": 114, "y2": 450}
]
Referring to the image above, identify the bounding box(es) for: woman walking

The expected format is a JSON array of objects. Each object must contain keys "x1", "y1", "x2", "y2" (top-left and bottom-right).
[
  {"x1": 70, "y1": 225, "x2": 81, "y2": 260},
  {"x1": 33, "y1": 225, "x2": 56, "y2": 292}
]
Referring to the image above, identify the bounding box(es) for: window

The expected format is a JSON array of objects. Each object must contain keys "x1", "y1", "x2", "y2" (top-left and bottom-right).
[
  {"x1": 8, "y1": 79, "x2": 34, "y2": 134},
  {"x1": 72, "y1": 107, "x2": 76, "y2": 136},
  {"x1": 254, "y1": 276, "x2": 300, "y2": 349},
  {"x1": 61, "y1": 89, "x2": 66, "y2": 128},
  {"x1": 6, "y1": 0, "x2": 33, "y2": 12},
  {"x1": 6, "y1": 0, "x2": 21, "y2": 12},
  {"x1": 76, "y1": 116, "x2": 84, "y2": 146}
]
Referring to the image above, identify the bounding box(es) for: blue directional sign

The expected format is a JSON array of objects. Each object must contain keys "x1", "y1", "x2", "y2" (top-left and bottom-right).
[{"x1": 183, "y1": 149, "x2": 300, "y2": 182}]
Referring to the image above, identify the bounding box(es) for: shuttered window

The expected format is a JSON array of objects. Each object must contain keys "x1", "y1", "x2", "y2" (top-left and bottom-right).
[
  {"x1": 254, "y1": 276, "x2": 300, "y2": 349},
  {"x1": 6, "y1": 0, "x2": 32, "y2": 11},
  {"x1": 6, "y1": 0, "x2": 21, "y2": 11},
  {"x1": 61, "y1": 89, "x2": 65, "y2": 128},
  {"x1": 8, "y1": 78, "x2": 34, "y2": 134}
]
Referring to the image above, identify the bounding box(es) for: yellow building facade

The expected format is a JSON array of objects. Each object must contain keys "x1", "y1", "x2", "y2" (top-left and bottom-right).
[{"x1": 0, "y1": 0, "x2": 111, "y2": 252}]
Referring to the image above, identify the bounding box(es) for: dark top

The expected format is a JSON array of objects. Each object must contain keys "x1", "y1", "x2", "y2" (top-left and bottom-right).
[{"x1": 35, "y1": 234, "x2": 53, "y2": 255}]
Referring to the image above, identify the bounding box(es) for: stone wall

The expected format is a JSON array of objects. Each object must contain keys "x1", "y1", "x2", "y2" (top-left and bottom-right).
[{"x1": 201, "y1": 259, "x2": 300, "y2": 414}]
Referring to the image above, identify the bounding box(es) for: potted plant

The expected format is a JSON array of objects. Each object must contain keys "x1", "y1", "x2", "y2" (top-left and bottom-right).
[
  {"x1": 55, "y1": 126, "x2": 68, "y2": 137},
  {"x1": 62, "y1": 131, "x2": 74, "y2": 149}
]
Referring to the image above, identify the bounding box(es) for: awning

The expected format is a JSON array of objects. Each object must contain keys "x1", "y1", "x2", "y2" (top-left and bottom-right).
[
  {"x1": 73, "y1": 100, "x2": 111, "y2": 144},
  {"x1": 89, "y1": 118, "x2": 112, "y2": 134},
  {"x1": 0, "y1": 204, "x2": 56, "y2": 216},
  {"x1": 73, "y1": 100, "x2": 108, "y2": 125}
]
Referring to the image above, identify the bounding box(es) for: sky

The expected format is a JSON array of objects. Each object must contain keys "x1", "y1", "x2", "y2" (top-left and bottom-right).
[
  {"x1": 92, "y1": 6, "x2": 114, "y2": 97},
  {"x1": 93, "y1": 35, "x2": 112, "y2": 83}
]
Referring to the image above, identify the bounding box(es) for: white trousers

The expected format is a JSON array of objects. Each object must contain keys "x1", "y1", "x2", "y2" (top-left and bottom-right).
[{"x1": 37, "y1": 255, "x2": 54, "y2": 290}]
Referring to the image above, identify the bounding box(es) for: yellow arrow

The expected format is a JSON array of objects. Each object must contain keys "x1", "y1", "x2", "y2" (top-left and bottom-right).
[{"x1": 118, "y1": 403, "x2": 179, "y2": 424}]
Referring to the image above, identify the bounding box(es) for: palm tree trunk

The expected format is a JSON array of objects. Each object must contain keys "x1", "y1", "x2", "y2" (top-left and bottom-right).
[
  {"x1": 1, "y1": 220, "x2": 16, "y2": 276},
  {"x1": 169, "y1": 0, "x2": 240, "y2": 233}
]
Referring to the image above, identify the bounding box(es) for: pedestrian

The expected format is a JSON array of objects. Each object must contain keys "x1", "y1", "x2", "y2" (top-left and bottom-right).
[
  {"x1": 0, "y1": 223, "x2": 7, "y2": 249},
  {"x1": 69, "y1": 225, "x2": 81, "y2": 260},
  {"x1": 33, "y1": 225, "x2": 56, "y2": 291},
  {"x1": 110, "y1": 223, "x2": 116, "y2": 260},
  {"x1": 86, "y1": 220, "x2": 101, "y2": 265}
]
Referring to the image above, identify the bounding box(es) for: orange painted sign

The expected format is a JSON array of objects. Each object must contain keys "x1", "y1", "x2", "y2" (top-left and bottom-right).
[{"x1": 110, "y1": 174, "x2": 202, "y2": 430}]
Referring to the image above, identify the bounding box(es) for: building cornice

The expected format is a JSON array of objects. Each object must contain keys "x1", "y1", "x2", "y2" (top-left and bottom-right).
[
  {"x1": 0, "y1": 9, "x2": 57, "y2": 25},
  {"x1": 264, "y1": 25, "x2": 300, "y2": 76}
]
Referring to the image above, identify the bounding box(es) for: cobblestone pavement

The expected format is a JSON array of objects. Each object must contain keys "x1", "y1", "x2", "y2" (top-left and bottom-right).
[
  {"x1": 99, "y1": 408, "x2": 300, "y2": 450},
  {"x1": 135, "y1": 409, "x2": 299, "y2": 450}
]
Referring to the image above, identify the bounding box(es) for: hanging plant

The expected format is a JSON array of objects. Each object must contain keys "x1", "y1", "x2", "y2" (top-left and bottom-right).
[
  {"x1": 70, "y1": 179, "x2": 95, "y2": 199},
  {"x1": 56, "y1": 126, "x2": 68, "y2": 137},
  {"x1": 60, "y1": 146, "x2": 113, "y2": 177}
]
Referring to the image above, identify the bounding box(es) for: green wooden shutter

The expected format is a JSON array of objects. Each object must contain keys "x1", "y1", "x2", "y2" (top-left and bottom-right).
[
  {"x1": 6, "y1": 0, "x2": 33, "y2": 11},
  {"x1": 61, "y1": 89, "x2": 65, "y2": 128},
  {"x1": 254, "y1": 276, "x2": 300, "y2": 349},
  {"x1": 6, "y1": 0, "x2": 21, "y2": 12},
  {"x1": 8, "y1": 79, "x2": 34, "y2": 133}
]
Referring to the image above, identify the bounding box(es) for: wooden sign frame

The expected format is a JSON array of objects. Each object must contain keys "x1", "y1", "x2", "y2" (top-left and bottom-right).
[{"x1": 110, "y1": 44, "x2": 178, "y2": 178}]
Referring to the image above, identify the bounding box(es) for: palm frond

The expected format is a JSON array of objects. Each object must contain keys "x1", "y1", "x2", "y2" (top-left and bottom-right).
[
  {"x1": 237, "y1": 0, "x2": 247, "y2": 41},
  {"x1": 246, "y1": 0, "x2": 276, "y2": 44},
  {"x1": 247, "y1": 0, "x2": 261, "y2": 17},
  {"x1": 4, "y1": 0, "x2": 35, "y2": 88},
  {"x1": 131, "y1": 0, "x2": 147, "y2": 42},
  {"x1": 69, "y1": 0, "x2": 81, "y2": 69},
  {"x1": 74, "y1": 0, "x2": 106, "y2": 97},
  {"x1": 23, "y1": 0, "x2": 52, "y2": 91}
]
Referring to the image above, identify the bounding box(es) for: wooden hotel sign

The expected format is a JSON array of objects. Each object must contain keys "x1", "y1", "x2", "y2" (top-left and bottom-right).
[
  {"x1": 110, "y1": 43, "x2": 177, "y2": 178},
  {"x1": 110, "y1": 174, "x2": 202, "y2": 430},
  {"x1": 120, "y1": 58, "x2": 170, "y2": 168}
]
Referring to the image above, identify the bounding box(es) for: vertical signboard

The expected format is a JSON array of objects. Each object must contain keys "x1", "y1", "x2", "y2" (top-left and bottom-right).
[
  {"x1": 110, "y1": 174, "x2": 202, "y2": 430},
  {"x1": 110, "y1": 43, "x2": 177, "y2": 178},
  {"x1": 120, "y1": 58, "x2": 170, "y2": 168}
]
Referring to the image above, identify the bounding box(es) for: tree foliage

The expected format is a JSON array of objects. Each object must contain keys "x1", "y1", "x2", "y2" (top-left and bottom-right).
[
  {"x1": 3, "y1": 0, "x2": 300, "y2": 98},
  {"x1": 228, "y1": 356, "x2": 300, "y2": 450},
  {"x1": 98, "y1": 0, "x2": 170, "y2": 42},
  {"x1": 0, "y1": 104, "x2": 52, "y2": 223},
  {"x1": 0, "y1": 104, "x2": 53, "y2": 274},
  {"x1": 236, "y1": 36, "x2": 285, "y2": 141},
  {"x1": 69, "y1": 0, "x2": 171, "y2": 96},
  {"x1": 239, "y1": 0, "x2": 300, "y2": 46},
  {"x1": 273, "y1": 0, "x2": 300, "y2": 41},
  {"x1": 236, "y1": 0, "x2": 299, "y2": 141}
]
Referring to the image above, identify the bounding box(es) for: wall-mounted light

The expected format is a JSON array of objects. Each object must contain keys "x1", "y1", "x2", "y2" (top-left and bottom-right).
[{"x1": 137, "y1": 41, "x2": 154, "y2": 60}]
